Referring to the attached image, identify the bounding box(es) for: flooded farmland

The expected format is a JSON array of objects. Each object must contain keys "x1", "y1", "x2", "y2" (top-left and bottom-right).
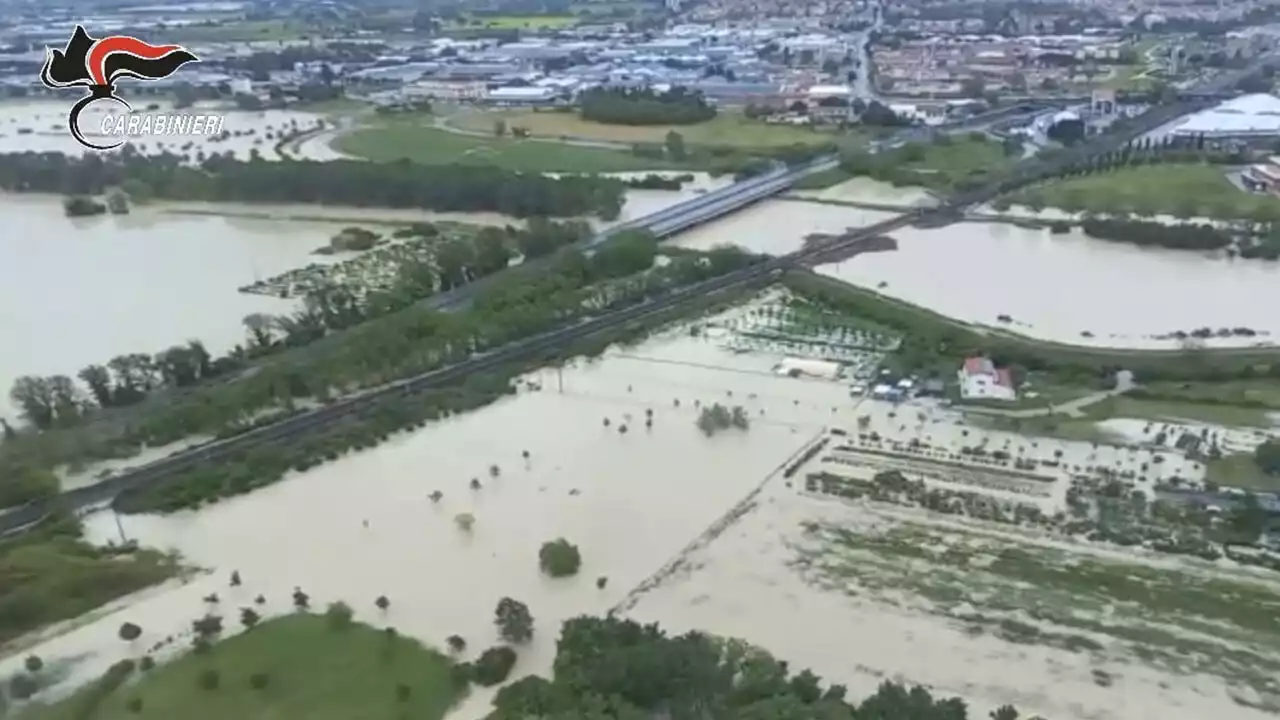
[
  {"x1": 668, "y1": 188, "x2": 1280, "y2": 350},
  {"x1": 0, "y1": 195, "x2": 338, "y2": 400},
  {"x1": 3, "y1": 299, "x2": 1275, "y2": 720}
]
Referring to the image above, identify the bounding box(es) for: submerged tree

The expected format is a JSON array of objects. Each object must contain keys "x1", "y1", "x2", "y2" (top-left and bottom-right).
[
  {"x1": 538, "y1": 538, "x2": 582, "y2": 578},
  {"x1": 494, "y1": 597, "x2": 534, "y2": 643}
]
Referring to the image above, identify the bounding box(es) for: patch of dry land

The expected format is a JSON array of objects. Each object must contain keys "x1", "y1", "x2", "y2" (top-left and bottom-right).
[{"x1": 4, "y1": 297, "x2": 1278, "y2": 720}]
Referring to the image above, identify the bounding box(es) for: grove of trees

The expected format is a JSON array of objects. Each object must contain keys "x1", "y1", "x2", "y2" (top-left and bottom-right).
[
  {"x1": 1078, "y1": 218, "x2": 1232, "y2": 251},
  {"x1": 580, "y1": 87, "x2": 717, "y2": 126},
  {"x1": 491, "y1": 615, "x2": 997, "y2": 720},
  {"x1": 495, "y1": 597, "x2": 534, "y2": 643},
  {"x1": 0, "y1": 150, "x2": 625, "y2": 220},
  {"x1": 9, "y1": 237, "x2": 761, "y2": 515}
]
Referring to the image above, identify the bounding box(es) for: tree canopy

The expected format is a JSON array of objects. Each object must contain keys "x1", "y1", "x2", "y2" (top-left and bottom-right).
[
  {"x1": 0, "y1": 150, "x2": 625, "y2": 219},
  {"x1": 580, "y1": 87, "x2": 717, "y2": 126},
  {"x1": 492, "y1": 615, "x2": 988, "y2": 720}
]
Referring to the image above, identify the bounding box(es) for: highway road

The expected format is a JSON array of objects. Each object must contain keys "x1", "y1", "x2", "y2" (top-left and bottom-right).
[{"x1": 3, "y1": 54, "x2": 1277, "y2": 534}]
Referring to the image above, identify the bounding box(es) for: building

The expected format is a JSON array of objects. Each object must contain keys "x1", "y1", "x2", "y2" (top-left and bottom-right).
[
  {"x1": 957, "y1": 357, "x2": 1017, "y2": 402},
  {"x1": 483, "y1": 86, "x2": 563, "y2": 106},
  {"x1": 774, "y1": 357, "x2": 842, "y2": 380},
  {"x1": 1167, "y1": 93, "x2": 1280, "y2": 141},
  {"x1": 1244, "y1": 156, "x2": 1280, "y2": 194}
]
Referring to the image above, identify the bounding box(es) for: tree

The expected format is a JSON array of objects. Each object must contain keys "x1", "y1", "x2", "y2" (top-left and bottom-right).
[
  {"x1": 240, "y1": 607, "x2": 261, "y2": 630},
  {"x1": 473, "y1": 646, "x2": 518, "y2": 686},
  {"x1": 326, "y1": 601, "x2": 354, "y2": 630},
  {"x1": 664, "y1": 130, "x2": 686, "y2": 161},
  {"x1": 495, "y1": 597, "x2": 534, "y2": 643},
  {"x1": 198, "y1": 668, "x2": 220, "y2": 691},
  {"x1": 1254, "y1": 438, "x2": 1280, "y2": 475},
  {"x1": 119, "y1": 622, "x2": 142, "y2": 642},
  {"x1": 375, "y1": 595, "x2": 391, "y2": 611},
  {"x1": 243, "y1": 313, "x2": 275, "y2": 348},
  {"x1": 293, "y1": 587, "x2": 310, "y2": 610},
  {"x1": 991, "y1": 705, "x2": 1019, "y2": 720},
  {"x1": 9, "y1": 376, "x2": 57, "y2": 428},
  {"x1": 447, "y1": 634, "x2": 467, "y2": 653},
  {"x1": 539, "y1": 538, "x2": 583, "y2": 577},
  {"x1": 9, "y1": 674, "x2": 37, "y2": 701},
  {"x1": 24, "y1": 655, "x2": 43, "y2": 673},
  {"x1": 78, "y1": 364, "x2": 113, "y2": 407}
]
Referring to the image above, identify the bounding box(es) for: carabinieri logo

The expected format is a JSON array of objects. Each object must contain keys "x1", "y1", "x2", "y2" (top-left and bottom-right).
[{"x1": 39, "y1": 25, "x2": 199, "y2": 151}]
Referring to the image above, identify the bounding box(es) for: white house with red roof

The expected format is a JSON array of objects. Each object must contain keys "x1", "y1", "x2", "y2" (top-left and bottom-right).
[{"x1": 958, "y1": 356, "x2": 1017, "y2": 401}]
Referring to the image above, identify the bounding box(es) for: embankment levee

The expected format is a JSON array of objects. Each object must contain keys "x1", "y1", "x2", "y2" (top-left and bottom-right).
[
  {"x1": 610, "y1": 428, "x2": 829, "y2": 616},
  {"x1": 0, "y1": 227, "x2": 908, "y2": 535},
  {"x1": 781, "y1": 270, "x2": 1280, "y2": 371}
]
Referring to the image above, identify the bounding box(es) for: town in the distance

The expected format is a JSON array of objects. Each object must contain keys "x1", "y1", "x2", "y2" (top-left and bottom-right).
[{"x1": 0, "y1": 0, "x2": 1278, "y2": 719}]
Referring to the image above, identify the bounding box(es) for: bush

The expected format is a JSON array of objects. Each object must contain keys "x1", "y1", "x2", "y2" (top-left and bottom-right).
[
  {"x1": 325, "y1": 601, "x2": 354, "y2": 630},
  {"x1": 472, "y1": 646, "x2": 518, "y2": 686},
  {"x1": 395, "y1": 683, "x2": 412, "y2": 702},
  {"x1": 126, "y1": 697, "x2": 144, "y2": 713},
  {"x1": 249, "y1": 672, "x2": 270, "y2": 690},
  {"x1": 24, "y1": 655, "x2": 42, "y2": 673},
  {"x1": 494, "y1": 598, "x2": 534, "y2": 643},
  {"x1": 538, "y1": 538, "x2": 582, "y2": 578},
  {"x1": 139, "y1": 656, "x2": 155, "y2": 672},
  {"x1": 9, "y1": 674, "x2": 38, "y2": 700},
  {"x1": 197, "y1": 668, "x2": 220, "y2": 691},
  {"x1": 119, "y1": 622, "x2": 142, "y2": 641},
  {"x1": 446, "y1": 634, "x2": 467, "y2": 653}
]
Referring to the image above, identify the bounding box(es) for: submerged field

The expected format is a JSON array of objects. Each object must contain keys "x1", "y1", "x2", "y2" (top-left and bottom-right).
[
  {"x1": 629, "y1": 477, "x2": 1280, "y2": 720},
  {"x1": 3, "y1": 295, "x2": 1278, "y2": 720}
]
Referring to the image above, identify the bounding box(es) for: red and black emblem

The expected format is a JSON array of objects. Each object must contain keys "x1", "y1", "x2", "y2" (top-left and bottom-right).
[{"x1": 40, "y1": 25, "x2": 199, "y2": 150}]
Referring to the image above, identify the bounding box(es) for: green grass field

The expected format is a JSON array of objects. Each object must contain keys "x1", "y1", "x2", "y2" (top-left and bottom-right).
[
  {"x1": 447, "y1": 14, "x2": 577, "y2": 29},
  {"x1": 332, "y1": 121, "x2": 680, "y2": 172},
  {"x1": 1, "y1": 533, "x2": 177, "y2": 647},
  {"x1": 164, "y1": 20, "x2": 315, "y2": 43},
  {"x1": 21, "y1": 615, "x2": 465, "y2": 720},
  {"x1": 1013, "y1": 163, "x2": 1280, "y2": 220},
  {"x1": 1206, "y1": 453, "x2": 1280, "y2": 492},
  {"x1": 450, "y1": 109, "x2": 844, "y2": 148}
]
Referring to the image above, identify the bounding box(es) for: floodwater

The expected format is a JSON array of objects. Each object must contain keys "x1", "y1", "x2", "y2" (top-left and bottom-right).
[
  {"x1": 668, "y1": 191, "x2": 1280, "y2": 350},
  {"x1": 821, "y1": 221, "x2": 1280, "y2": 349},
  {"x1": 0, "y1": 323, "x2": 837, "y2": 716},
  {"x1": 626, "y1": 487, "x2": 1279, "y2": 720},
  {"x1": 0, "y1": 195, "x2": 338, "y2": 409},
  {"x1": 0, "y1": 98, "x2": 329, "y2": 161},
  {"x1": 2, "y1": 308, "x2": 1265, "y2": 720},
  {"x1": 670, "y1": 198, "x2": 898, "y2": 253},
  {"x1": 0, "y1": 164, "x2": 723, "y2": 418}
]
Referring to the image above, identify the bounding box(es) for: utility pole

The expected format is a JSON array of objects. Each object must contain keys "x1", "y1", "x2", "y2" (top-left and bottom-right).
[
  {"x1": 114, "y1": 509, "x2": 128, "y2": 544},
  {"x1": 557, "y1": 365, "x2": 564, "y2": 393}
]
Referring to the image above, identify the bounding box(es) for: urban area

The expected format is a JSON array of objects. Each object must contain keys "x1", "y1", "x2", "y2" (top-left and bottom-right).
[{"x1": 1, "y1": 0, "x2": 1280, "y2": 719}]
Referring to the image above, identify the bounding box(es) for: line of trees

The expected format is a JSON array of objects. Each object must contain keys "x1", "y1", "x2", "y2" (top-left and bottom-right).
[
  {"x1": 1078, "y1": 217, "x2": 1232, "y2": 250},
  {"x1": 491, "y1": 614, "x2": 1006, "y2": 720},
  {"x1": 840, "y1": 134, "x2": 1013, "y2": 193},
  {"x1": 0, "y1": 150, "x2": 625, "y2": 219},
  {"x1": 782, "y1": 270, "x2": 1280, "y2": 388},
  {"x1": 97, "y1": 241, "x2": 761, "y2": 513},
  {"x1": 580, "y1": 87, "x2": 717, "y2": 126},
  {"x1": 4, "y1": 221, "x2": 607, "y2": 440}
]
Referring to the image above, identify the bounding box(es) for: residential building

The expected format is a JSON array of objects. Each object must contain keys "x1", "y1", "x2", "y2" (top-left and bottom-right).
[{"x1": 958, "y1": 356, "x2": 1017, "y2": 402}]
